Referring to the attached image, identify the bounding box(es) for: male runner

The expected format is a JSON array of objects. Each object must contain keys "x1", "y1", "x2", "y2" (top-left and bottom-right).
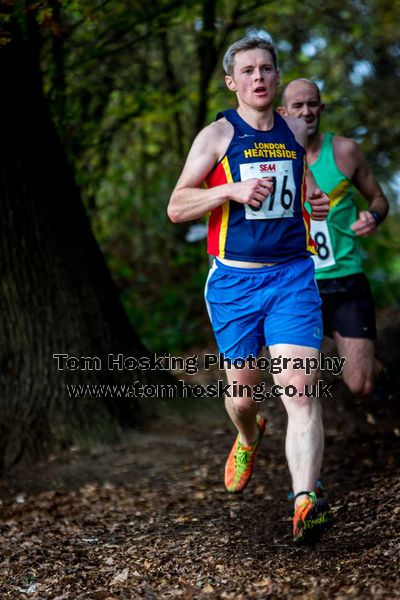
[
  {"x1": 278, "y1": 79, "x2": 389, "y2": 398},
  {"x1": 168, "y1": 34, "x2": 332, "y2": 544}
]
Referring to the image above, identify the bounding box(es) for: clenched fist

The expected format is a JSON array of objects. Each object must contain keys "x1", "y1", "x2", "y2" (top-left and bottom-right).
[
  {"x1": 309, "y1": 189, "x2": 330, "y2": 221},
  {"x1": 230, "y1": 178, "x2": 274, "y2": 209}
]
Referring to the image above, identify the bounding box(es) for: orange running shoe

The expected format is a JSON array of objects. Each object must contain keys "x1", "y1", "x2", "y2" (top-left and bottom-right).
[
  {"x1": 292, "y1": 491, "x2": 333, "y2": 545},
  {"x1": 224, "y1": 416, "x2": 266, "y2": 493}
]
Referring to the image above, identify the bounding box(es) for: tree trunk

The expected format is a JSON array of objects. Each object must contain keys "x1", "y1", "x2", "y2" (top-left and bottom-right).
[
  {"x1": 195, "y1": 0, "x2": 218, "y2": 133},
  {"x1": 0, "y1": 22, "x2": 171, "y2": 469}
]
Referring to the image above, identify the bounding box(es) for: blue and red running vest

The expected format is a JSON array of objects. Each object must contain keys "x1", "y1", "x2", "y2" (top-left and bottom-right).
[{"x1": 205, "y1": 110, "x2": 316, "y2": 263}]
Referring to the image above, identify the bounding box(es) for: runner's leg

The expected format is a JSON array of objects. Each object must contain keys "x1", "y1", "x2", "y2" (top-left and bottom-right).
[
  {"x1": 269, "y1": 344, "x2": 323, "y2": 506},
  {"x1": 334, "y1": 333, "x2": 375, "y2": 396},
  {"x1": 224, "y1": 365, "x2": 262, "y2": 445}
]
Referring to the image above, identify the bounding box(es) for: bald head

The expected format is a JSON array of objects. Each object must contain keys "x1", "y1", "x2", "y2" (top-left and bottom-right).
[
  {"x1": 279, "y1": 78, "x2": 324, "y2": 139},
  {"x1": 281, "y1": 78, "x2": 321, "y2": 106}
]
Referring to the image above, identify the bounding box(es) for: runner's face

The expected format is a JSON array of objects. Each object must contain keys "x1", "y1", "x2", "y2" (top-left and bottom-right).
[
  {"x1": 225, "y1": 48, "x2": 280, "y2": 110},
  {"x1": 283, "y1": 82, "x2": 323, "y2": 137}
]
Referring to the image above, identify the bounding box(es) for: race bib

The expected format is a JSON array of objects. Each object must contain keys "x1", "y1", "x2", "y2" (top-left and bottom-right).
[
  {"x1": 310, "y1": 220, "x2": 336, "y2": 269},
  {"x1": 240, "y1": 160, "x2": 296, "y2": 220}
]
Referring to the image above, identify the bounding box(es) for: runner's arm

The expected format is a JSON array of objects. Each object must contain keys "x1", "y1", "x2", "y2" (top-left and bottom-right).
[
  {"x1": 305, "y1": 168, "x2": 330, "y2": 221},
  {"x1": 348, "y1": 142, "x2": 389, "y2": 236},
  {"x1": 284, "y1": 116, "x2": 330, "y2": 222},
  {"x1": 168, "y1": 122, "x2": 273, "y2": 223}
]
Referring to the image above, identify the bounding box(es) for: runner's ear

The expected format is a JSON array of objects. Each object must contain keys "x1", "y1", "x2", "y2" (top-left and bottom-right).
[
  {"x1": 276, "y1": 106, "x2": 287, "y2": 116},
  {"x1": 225, "y1": 75, "x2": 236, "y2": 91}
]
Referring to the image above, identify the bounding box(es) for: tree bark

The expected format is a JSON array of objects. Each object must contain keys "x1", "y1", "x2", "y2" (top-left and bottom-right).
[
  {"x1": 195, "y1": 0, "x2": 218, "y2": 133},
  {"x1": 0, "y1": 21, "x2": 171, "y2": 469}
]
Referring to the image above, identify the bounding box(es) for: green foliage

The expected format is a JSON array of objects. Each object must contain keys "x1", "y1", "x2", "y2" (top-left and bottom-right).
[
  {"x1": 359, "y1": 212, "x2": 400, "y2": 308},
  {"x1": 21, "y1": 0, "x2": 400, "y2": 352}
]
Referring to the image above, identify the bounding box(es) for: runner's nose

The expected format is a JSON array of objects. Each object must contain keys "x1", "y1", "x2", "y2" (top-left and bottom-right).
[{"x1": 301, "y1": 104, "x2": 312, "y2": 117}]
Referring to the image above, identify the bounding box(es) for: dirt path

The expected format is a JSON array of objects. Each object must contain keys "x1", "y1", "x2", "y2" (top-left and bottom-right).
[{"x1": 0, "y1": 317, "x2": 399, "y2": 599}]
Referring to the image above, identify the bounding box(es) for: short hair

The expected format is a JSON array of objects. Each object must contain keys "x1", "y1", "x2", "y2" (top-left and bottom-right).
[
  {"x1": 222, "y1": 33, "x2": 279, "y2": 76},
  {"x1": 281, "y1": 78, "x2": 322, "y2": 106}
]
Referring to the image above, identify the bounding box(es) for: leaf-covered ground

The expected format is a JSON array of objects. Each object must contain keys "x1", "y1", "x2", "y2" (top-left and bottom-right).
[{"x1": 0, "y1": 312, "x2": 399, "y2": 599}]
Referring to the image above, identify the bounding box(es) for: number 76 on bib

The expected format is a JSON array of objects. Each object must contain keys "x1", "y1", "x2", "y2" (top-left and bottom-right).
[{"x1": 240, "y1": 160, "x2": 296, "y2": 220}]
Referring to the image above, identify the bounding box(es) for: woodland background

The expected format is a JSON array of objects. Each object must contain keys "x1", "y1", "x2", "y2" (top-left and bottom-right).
[
  {"x1": 0, "y1": 0, "x2": 399, "y2": 465},
  {"x1": 27, "y1": 0, "x2": 400, "y2": 351},
  {"x1": 0, "y1": 2, "x2": 399, "y2": 598}
]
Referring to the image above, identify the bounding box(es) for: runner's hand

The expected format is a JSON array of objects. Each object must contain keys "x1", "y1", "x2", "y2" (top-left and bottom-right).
[
  {"x1": 351, "y1": 210, "x2": 377, "y2": 237},
  {"x1": 309, "y1": 189, "x2": 330, "y2": 221},
  {"x1": 230, "y1": 178, "x2": 274, "y2": 209}
]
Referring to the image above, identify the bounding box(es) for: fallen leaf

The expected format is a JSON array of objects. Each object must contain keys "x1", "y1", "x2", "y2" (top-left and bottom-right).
[
  {"x1": 203, "y1": 584, "x2": 215, "y2": 593},
  {"x1": 110, "y1": 567, "x2": 129, "y2": 586}
]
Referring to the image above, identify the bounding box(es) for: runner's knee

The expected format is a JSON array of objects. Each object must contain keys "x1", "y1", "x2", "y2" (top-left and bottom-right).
[
  {"x1": 278, "y1": 373, "x2": 318, "y2": 410},
  {"x1": 229, "y1": 395, "x2": 257, "y2": 416},
  {"x1": 276, "y1": 372, "x2": 314, "y2": 394},
  {"x1": 344, "y1": 371, "x2": 373, "y2": 396}
]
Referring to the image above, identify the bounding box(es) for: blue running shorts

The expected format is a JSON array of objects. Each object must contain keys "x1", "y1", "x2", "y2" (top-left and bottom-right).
[{"x1": 204, "y1": 257, "x2": 323, "y2": 360}]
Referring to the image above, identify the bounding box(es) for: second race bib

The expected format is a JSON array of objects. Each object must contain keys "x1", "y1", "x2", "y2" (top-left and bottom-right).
[{"x1": 310, "y1": 219, "x2": 336, "y2": 269}]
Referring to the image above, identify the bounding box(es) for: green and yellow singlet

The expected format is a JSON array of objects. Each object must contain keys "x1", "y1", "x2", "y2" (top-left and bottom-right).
[{"x1": 309, "y1": 132, "x2": 363, "y2": 279}]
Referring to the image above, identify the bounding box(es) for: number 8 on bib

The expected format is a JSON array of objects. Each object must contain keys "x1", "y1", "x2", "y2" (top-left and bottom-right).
[{"x1": 310, "y1": 220, "x2": 336, "y2": 269}]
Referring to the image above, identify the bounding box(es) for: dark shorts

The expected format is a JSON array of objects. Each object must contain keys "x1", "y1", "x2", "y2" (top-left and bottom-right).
[{"x1": 317, "y1": 273, "x2": 377, "y2": 339}]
